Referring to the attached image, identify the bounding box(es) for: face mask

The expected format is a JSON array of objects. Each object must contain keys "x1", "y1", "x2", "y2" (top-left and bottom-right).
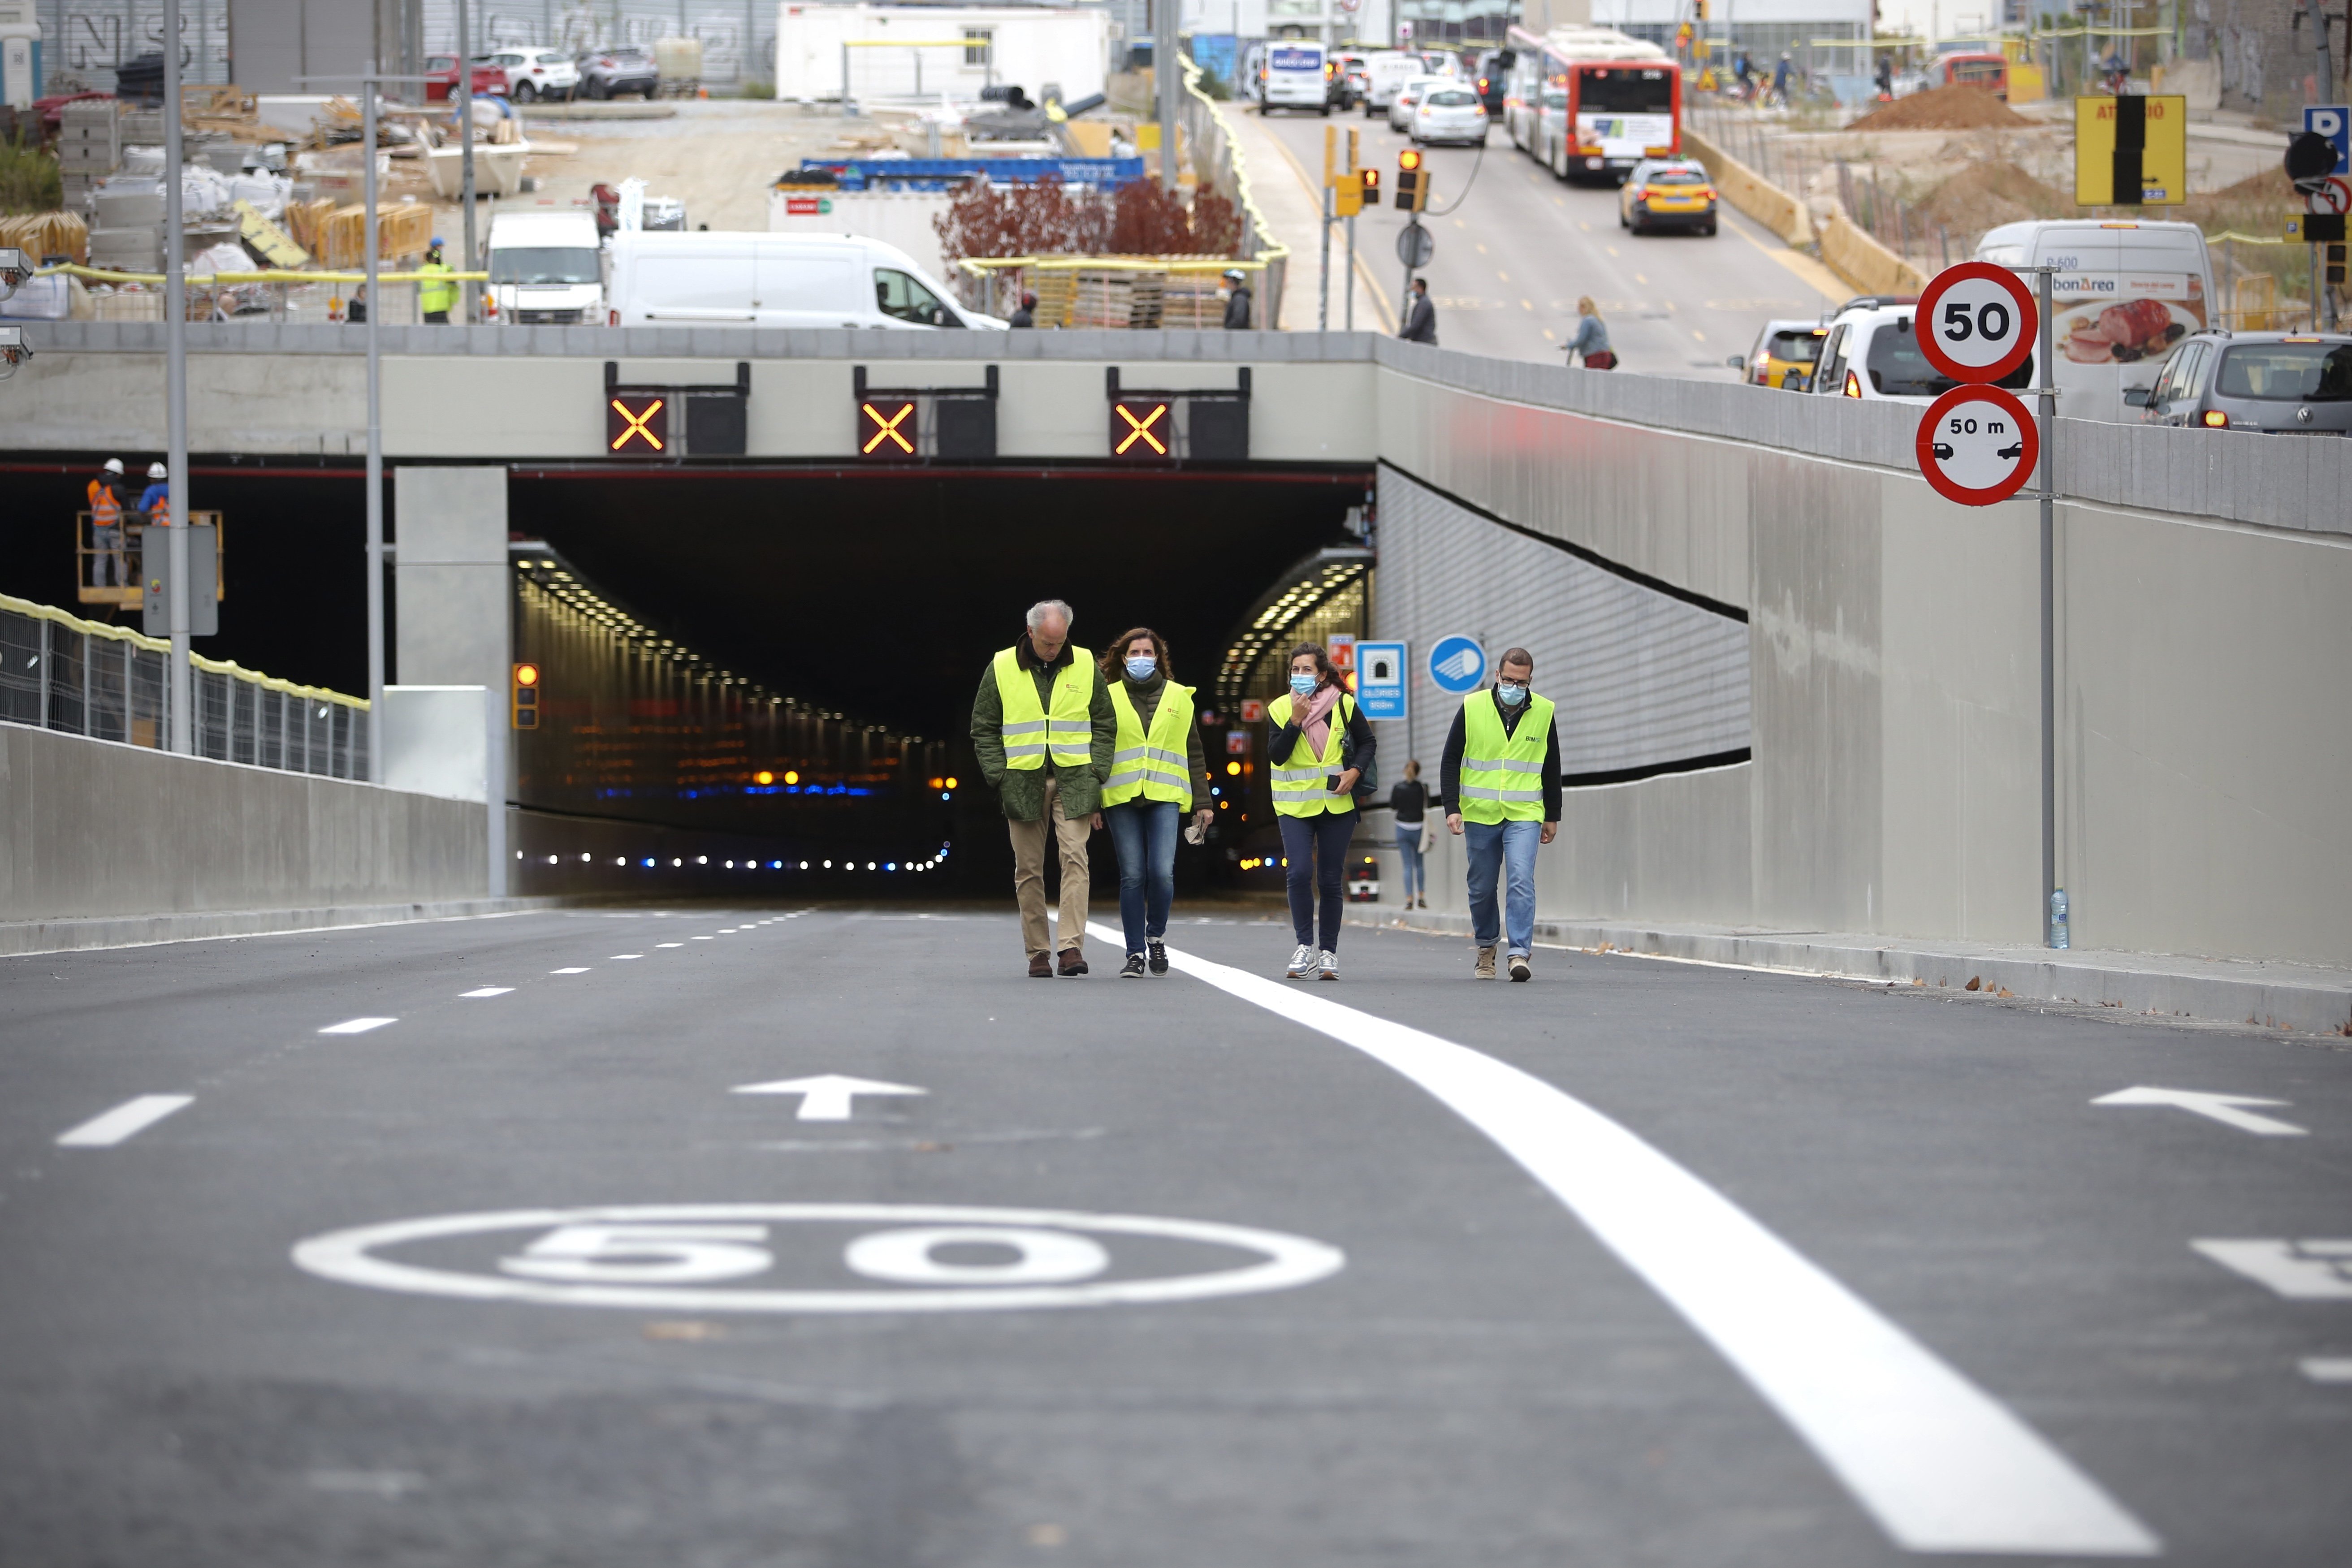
[
  {"x1": 1288, "y1": 673, "x2": 1318, "y2": 700},
  {"x1": 1124, "y1": 656, "x2": 1157, "y2": 681},
  {"x1": 1497, "y1": 681, "x2": 1528, "y2": 708}
]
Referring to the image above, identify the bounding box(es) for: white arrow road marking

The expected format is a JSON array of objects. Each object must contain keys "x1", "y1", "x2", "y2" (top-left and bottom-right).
[
  {"x1": 1102, "y1": 922, "x2": 2160, "y2": 1558},
  {"x1": 319, "y1": 1017, "x2": 398, "y2": 1035},
  {"x1": 2093, "y1": 1085, "x2": 2308, "y2": 1136},
  {"x1": 2192, "y1": 1240, "x2": 2352, "y2": 1300},
  {"x1": 731, "y1": 1075, "x2": 929, "y2": 1122},
  {"x1": 56, "y1": 1094, "x2": 193, "y2": 1147}
]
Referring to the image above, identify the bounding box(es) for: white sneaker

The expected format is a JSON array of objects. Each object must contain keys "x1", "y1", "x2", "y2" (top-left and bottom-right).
[
  {"x1": 1286, "y1": 943, "x2": 1316, "y2": 979},
  {"x1": 1319, "y1": 950, "x2": 1340, "y2": 981}
]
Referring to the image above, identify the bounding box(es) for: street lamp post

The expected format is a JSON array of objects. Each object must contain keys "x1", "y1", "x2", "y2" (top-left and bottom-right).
[{"x1": 162, "y1": 0, "x2": 191, "y2": 753}]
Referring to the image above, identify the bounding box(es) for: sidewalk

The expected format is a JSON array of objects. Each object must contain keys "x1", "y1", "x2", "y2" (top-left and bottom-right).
[
  {"x1": 1345, "y1": 906, "x2": 2352, "y2": 1037},
  {"x1": 1221, "y1": 101, "x2": 1388, "y2": 332}
]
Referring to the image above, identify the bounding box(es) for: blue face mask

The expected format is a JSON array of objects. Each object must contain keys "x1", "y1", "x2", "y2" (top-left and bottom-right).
[
  {"x1": 1124, "y1": 656, "x2": 1157, "y2": 681},
  {"x1": 1288, "y1": 673, "x2": 1318, "y2": 700},
  {"x1": 1497, "y1": 681, "x2": 1528, "y2": 708}
]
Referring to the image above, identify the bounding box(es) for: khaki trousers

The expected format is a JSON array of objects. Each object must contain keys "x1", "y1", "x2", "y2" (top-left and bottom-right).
[{"x1": 1008, "y1": 776, "x2": 1092, "y2": 957}]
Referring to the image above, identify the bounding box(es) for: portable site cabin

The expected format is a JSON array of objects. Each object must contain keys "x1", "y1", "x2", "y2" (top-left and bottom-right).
[{"x1": 774, "y1": 4, "x2": 1111, "y2": 107}]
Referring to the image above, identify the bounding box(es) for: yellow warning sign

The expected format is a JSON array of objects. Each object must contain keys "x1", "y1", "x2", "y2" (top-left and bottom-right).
[{"x1": 2075, "y1": 95, "x2": 2187, "y2": 206}]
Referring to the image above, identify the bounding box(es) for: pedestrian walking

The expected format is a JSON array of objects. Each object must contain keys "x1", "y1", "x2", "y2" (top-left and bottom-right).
[
  {"x1": 416, "y1": 239, "x2": 457, "y2": 324},
  {"x1": 84, "y1": 458, "x2": 129, "y2": 587},
  {"x1": 1268, "y1": 642, "x2": 1377, "y2": 980},
  {"x1": 1400, "y1": 276, "x2": 1438, "y2": 344},
  {"x1": 1568, "y1": 296, "x2": 1615, "y2": 368},
  {"x1": 1221, "y1": 267, "x2": 1254, "y2": 329},
  {"x1": 1442, "y1": 647, "x2": 1561, "y2": 981},
  {"x1": 1388, "y1": 758, "x2": 1437, "y2": 909},
  {"x1": 970, "y1": 599, "x2": 1115, "y2": 977},
  {"x1": 344, "y1": 284, "x2": 368, "y2": 324},
  {"x1": 1098, "y1": 628, "x2": 1215, "y2": 978}
]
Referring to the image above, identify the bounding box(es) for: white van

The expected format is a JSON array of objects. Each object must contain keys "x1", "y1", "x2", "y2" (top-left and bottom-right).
[
  {"x1": 604, "y1": 231, "x2": 1006, "y2": 330},
  {"x1": 1261, "y1": 41, "x2": 1331, "y2": 115},
  {"x1": 1356, "y1": 51, "x2": 1421, "y2": 115},
  {"x1": 486, "y1": 207, "x2": 604, "y2": 325},
  {"x1": 1974, "y1": 219, "x2": 2214, "y2": 424}
]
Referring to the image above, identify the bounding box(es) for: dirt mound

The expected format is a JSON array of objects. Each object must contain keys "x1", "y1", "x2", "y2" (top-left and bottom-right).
[
  {"x1": 1844, "y1": 85, "x2": 2031, "y2": 132},
  {"x1": 1912, "y1": 158, "x2": 2071, "y2": 237}
]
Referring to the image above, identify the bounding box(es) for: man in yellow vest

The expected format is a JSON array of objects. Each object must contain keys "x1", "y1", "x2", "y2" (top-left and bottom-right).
[
  {"x1": 417, "y1": 239, "x2": 457, "y2": 324},
  {"x1": 969, "y1": 598, "x2": 1115, "y2": 977},
  {"x1": 1443, "y1": 647, "x2": 1561, "y2": 982}
]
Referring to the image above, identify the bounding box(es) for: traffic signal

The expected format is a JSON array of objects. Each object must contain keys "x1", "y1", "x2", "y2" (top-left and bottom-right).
[
  {"x1": 512, "y1": 663, "x2": 541, "y2": 730},
  {"x1": 605, "y1": 394, "x2": 666, "y2": 453},
  {"x1": 2330, "y1": 244, "x2": 2348, "y2": 287},
  {"x1": 1394, "y1": 148, "x2": 1428, "y2": 212},
  {"x1": 1360, "y1": 166, "x2": 1379, "y2": 205}
]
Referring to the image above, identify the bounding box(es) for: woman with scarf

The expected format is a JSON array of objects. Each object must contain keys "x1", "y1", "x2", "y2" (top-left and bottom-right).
[
  {"x1": 1099, "y1": 628, "x2": 1215, "y2": 979},
  {"x1": 1266, "y1": 642, "x2": 1377, "y2": 981}
]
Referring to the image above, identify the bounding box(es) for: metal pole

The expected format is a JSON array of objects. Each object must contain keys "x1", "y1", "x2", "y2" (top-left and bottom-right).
[
  {"x1": 1319, "y1": 180, "x2": 1332, "y2": 330},
  {"x1": 841, "y1": 42, "x2": 849, "y2": 115},
  {"x1": 364, "y1": 70, "x2": 385, "y2": 780},
  {"x1": 1156, "y1": 0, "x2": 1178, "y2": 191},
  {"x1": 2037, "y1": 263, "x2": 2057, "y2": 944},
  {"x1": 457, "y1": 0, "x2": 477, "y2": 323},
  {"x1": 1345, "y1": 212, "x2": 1356, "y2": 330},
  {"x1": 164, "y1": 0, "x2": 191, "y2": 754}
]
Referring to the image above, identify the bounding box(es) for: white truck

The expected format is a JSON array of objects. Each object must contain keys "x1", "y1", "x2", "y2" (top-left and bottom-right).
[
  {"x1": 485, "y1": 207, "x2": 604, "y2": 326},
  {"x1": 605, "y1": 230, "x2": 1005, "y2": 330},
  {"x1": 1974, "y1": 218, "x2": 2215, "y2": 423}
]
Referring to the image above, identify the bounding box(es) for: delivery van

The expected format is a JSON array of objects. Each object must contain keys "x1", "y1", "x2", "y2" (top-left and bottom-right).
[
  {"x1": 1973, "y1": 219, "x2": 2214, "y2": 423},
  {"x1": 1261, "y1": 41, "x2": 1332, "y2": 115},
  {"x1": 485, "y1": 207, "x2": 604, "y2": 325},
  {"x1": 605, "y1": 231, "x2": 1006, "y2": 330}
]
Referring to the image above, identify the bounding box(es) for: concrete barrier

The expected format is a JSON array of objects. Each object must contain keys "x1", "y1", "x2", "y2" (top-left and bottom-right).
[
  {"x1": 1818, "y1": 210, "x2": 1932, "y2": 296},
  {"x1": 1680, "y1": 126, "x2": 1814, "y2": 247}
]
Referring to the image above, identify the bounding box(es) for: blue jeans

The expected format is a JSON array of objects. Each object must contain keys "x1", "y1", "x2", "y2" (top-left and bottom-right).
[
  {"x1": 1104, "y1": 799, "x2": 1178, "y2": 955},
  {"x1": 1279, "y1": 809, "x2": 1356, "y2": 952},
  {"x1": 1393, "y1": 823, "x2": 1425, "y2": 901},
  {"x1": 1464, "y1": 817, "x2": 1541, "y2": 957}
]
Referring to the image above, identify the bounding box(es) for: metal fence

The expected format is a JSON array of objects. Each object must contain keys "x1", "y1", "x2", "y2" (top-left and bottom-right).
[
  {"x1": 0, "y1": 593, "x2": 369, "y2": 779},
  {"x1": 1179, "y1": 53, "x2": 1289, "y2": 329}
]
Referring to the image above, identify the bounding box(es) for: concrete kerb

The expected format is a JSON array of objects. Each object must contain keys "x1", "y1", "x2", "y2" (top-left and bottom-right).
[
  {"x1": 1345, "y1": 908, "x2": 2352, "y2": 1037},
  {"x1": 0, "y1": 896, "x2": 574, "y2": 957}
]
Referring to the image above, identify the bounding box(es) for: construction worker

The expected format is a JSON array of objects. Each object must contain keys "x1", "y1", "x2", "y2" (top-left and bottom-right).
[
  {"x1": 968, "y1": 599, "x2": 1115, "y2": 977},
  {"x1": 1096, "y1": 627, "x2": 1215, "y2": 978},
  {"x1": 86, "y1": 458, "x2": 129, "y2": 587},
  {"x1": 416, "y1": 239, "x2": 457, "y2": 324},
  {"x1": 138, "y1": 461, "x2": 172, "y2": 526},
  {"x1": 1441, "y1": 646, "x2": 1561, "y2": 982},
  {"x1": 1221, "y1": 267, "x2": 1254, "y2": 329}
]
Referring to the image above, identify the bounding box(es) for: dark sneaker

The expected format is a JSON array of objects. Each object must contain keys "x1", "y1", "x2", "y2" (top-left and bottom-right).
[
  {"x1": 1029, "y1": 953, "x2": 1054, "y2": 978},
  {"x1": 1147, "y1": 939, "x2": 1168, "y2": 975},
  {"x1": 1058, "y1": 948, "x2": 1089, "y2": 976},
  {"x1": 1509, "y1": 955, "x2": 1532, "y2": 982},
  {"x1": 1120, "y1": 953, "x2": 1146, "y2": 978}
]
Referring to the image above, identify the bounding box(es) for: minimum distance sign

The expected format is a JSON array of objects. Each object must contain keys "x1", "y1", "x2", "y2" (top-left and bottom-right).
[
  {"x1": 1916, "y1": 384, "x2": 2039, "y2": 507},
  {"x1": 1915, "y1": 261, "x2": 2037, "y2": 384}
]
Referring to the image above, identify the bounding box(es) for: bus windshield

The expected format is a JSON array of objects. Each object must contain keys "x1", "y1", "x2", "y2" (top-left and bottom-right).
[{"x1": 1576, "y1": 67, "x2": 1673, "y2": 113}]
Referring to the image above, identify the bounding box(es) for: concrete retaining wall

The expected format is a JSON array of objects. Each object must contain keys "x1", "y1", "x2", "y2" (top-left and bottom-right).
[
  {"x1": 1817, "y1": 210, "x2": 1932, "y2": 296},
  {"x1": 1680, "y1": 127, "x2": 1814, "y2": 246},
  {"x1": 0, "y1": 721, "x2": 487, "y2": 923}
]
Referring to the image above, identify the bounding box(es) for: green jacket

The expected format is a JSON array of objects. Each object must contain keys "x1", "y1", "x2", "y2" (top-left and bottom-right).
[{"x1": 968, "y1": 639, "x2": 1115, "y2": 821}]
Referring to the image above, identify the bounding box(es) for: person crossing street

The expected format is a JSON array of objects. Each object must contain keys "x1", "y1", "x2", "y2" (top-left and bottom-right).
[
  {"x1": 1097, "y1": 628, "x2": 1215, "y2": 978},
  {"x1": 970, "y1": 599, "x2": 1115, "y2": 977},
  {"x1": 1442, "y1": 647, "x2": 1561, "y2": 981}
]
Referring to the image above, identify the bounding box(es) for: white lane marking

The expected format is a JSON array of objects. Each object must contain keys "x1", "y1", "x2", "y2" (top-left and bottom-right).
[
  {"x1": 550, "y1": 967, "x2": 591, "y2": 975},
  {"x1": 1103, "y1": 921, "x2": 2161, "y2": 1558},
  {"x1": 691, "y1": 937, "x2": 714, "y2": 942},
  {"x1": 610, "y1": 954, "x2": 644, "y2": 960},
  {"x1": 657, "y1": 942, "x2": 684, "y2": 949},
  {"x1": 319, "y1": 1017, "x2": 398, "y2": 1035},
  {"x1": 2093, "y1": 1085, "x2": 2307, "y2": 1137},
  {"x1": 460, "y1": 987, "x2": 514, "y2": 998},
  {"x1": 732, "y1": 1074, "x2": 928, "y2": 1121},
  {"x1": 56, "y1": 1094, "x2": 194, "y2": 1147},
  {"x1": 2193, "y1": 1240, "x2": 2352, "y2": 1299},
  {"x1": 2303, "y1": 1358, "x2": 2352, "y2": 1383}
]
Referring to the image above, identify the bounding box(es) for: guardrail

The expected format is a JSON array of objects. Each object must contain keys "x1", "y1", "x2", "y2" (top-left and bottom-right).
[{"x1": 0, "y1": 593, "x2": 369, "y2": 779}]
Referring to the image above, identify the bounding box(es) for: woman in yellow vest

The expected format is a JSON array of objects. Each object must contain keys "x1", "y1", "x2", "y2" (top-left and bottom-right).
[
  {"x1": 1098, "y1": 628, "x2": 1214, "y2": 978},
  {"x1": 1267, "y1": 642, "x2": 1376, "y2": 981}
]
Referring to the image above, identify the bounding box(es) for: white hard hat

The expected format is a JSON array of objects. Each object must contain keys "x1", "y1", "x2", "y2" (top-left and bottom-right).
[
  {"x1": 148, "y1": 462, "x2": 168, "y2": 479},
  {"x1": 102, "y1": 458, "x2": 125, "y2": 474}
]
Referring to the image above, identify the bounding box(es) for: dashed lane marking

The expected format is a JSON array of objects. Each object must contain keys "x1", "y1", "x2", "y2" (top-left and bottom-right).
[
  {"x1": 551, "y1": 968, "x2": 592, "y2": 975},
  {"x1": 56, "y1": 1094, "x2": 194, "y2": 1147},
  {"x1": 692, "y1": 937, "x2": 714, "y2": 942},
  {"x1": 610, "y1": 955, "x2": 644, "y2": 960},
  {"x1": 459, "y1": 987, "x2": 514, "y2": 998},
  {"x1": 657, "y1": 942, "x2": 684, "y2": 948},
  {"x1": 1100, "y1": 921, "x2": 2161, "y2": 1558},
  {"x1": 319, "y1": 1017, "x2": 398, "y2": 1035}
]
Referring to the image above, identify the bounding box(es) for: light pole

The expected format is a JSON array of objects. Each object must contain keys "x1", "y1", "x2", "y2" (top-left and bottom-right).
[
  {"x1": 457, "y1": 0, "x2": 478, "y2": 324},
  {"x1": 163, "y1": 0, "x2": 190, "y2": 753}
]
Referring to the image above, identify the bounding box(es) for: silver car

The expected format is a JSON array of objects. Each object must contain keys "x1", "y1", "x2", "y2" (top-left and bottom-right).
[
  {"x1": 2136, "y1": 330, "x2": 2352, "y2": 435},
  {"x1": 1412, "y1": 84, "x2": 1489, "y2": 146}
]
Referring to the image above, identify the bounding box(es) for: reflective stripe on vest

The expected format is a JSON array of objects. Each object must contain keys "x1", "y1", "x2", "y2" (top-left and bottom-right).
[
  {"x1": 88, "y1": 481, "x2": 120, "y2": 527},
  {"x1": 1457, "y1": 691, "x2": 1555, "y2": 823},
  {"x1": 1102, "y1": 680, "x2": 1195, "y2": 808},
  {"x1": 1267, "y1": 690, "x2": 1355, "y2": 818},
  {"x1": 991, "y1": 645, "x2": 1095, "y2": 770}
]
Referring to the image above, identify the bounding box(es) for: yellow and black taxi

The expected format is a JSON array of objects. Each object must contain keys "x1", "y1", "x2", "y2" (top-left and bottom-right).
[
  {"x1": 1729, "y1": 318, "x2": 1830, "y2": 389},
  {"x1": 1617, "y1": 157, "x2": 1717, "y2": 236}
]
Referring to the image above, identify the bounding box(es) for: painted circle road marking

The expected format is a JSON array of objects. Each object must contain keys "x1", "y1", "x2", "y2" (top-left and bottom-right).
[{"x1": 291, "y1": 1204, "x2": 1344, "y2": 1313}]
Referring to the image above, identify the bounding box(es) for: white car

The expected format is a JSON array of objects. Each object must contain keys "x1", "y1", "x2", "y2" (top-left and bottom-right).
[
  {"x1": 477, "y1": 48, "x2": 580, "y2": 103},
  {"x1": 1412, "y1": 83, "x2": 1489, "y2": 145},
  {"x1": 1387, "y1": 74, "x2": 1448, "y2": 131},
  {"x1": 1810, "y1": 304, "x2": 2036, "y2": 404}
]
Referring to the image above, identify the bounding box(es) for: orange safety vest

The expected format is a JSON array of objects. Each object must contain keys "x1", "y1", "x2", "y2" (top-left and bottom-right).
[
  {"x1": 147, "y1": 493, "x2": 171, "y2": 526},
  {"x1": 87, "y1": 479, "x2": 121, "y2": 527}
]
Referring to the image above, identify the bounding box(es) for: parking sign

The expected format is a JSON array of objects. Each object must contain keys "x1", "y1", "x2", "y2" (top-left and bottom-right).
[
  {"x1": 2307, "y1": 106, "x2": 2351, "y2": 178},
  {"x1": 1355, "y1": 640, "x2": 1407, "y2": 720}
]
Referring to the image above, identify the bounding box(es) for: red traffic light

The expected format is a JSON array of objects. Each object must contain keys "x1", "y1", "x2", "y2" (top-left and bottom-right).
[
  {"x1": 513, "y1": 663, "x2": 540, "y2": 686},
  {"x1": 1398, "y1": 147, "x2": 1423, "y2": 171}
]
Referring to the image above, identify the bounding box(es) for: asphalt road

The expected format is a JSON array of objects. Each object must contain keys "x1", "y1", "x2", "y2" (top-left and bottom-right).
[
  {"x1": 4, "y1": 903, "x2": 2348, "y2": 1566},
  {"x1": 1250, "y1": 105, "x2": 1844, "y2": 376}
]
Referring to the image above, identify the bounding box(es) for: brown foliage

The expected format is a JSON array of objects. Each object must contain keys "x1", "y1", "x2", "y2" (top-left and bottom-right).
[{"x1": 935, "y1": 175, "x2": 1246, "y2": 262}]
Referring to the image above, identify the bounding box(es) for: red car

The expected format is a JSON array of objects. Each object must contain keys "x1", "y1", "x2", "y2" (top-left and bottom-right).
[{"x1": 423, "y1": 54, "x2": 510, "y2": 100}]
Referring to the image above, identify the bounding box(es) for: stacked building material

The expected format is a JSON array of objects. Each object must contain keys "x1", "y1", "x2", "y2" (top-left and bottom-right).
[{"x1": 56, "y1": 100, "x2": 121, "y2": 211}]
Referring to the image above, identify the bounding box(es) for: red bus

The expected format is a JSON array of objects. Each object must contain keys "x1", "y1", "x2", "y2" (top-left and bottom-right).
[{"x1": 1501, "y1": 25, "x2": 1680, "y2": 184}]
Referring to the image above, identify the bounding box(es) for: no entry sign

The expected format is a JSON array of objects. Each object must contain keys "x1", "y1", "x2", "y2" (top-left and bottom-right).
[
  {"x1": 1917, "y1": 384, "x2": 2038, "y2": 506},
  {"x1": 1916, "y1": 261, "x2": 2038, "y2": 384}
]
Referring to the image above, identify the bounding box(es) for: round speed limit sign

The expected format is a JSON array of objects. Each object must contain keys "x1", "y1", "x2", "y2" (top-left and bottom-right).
[
  {"x1": 1916, "y1": 384, "x2": 2039, "y2": 506},
  {"x1": 1916, "y1": 260, "x2": 2038, "y2": 384}
]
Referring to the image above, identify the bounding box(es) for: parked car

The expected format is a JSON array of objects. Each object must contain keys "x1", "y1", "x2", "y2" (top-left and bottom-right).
[
  {"x1": 1810, "y1": 303, "x2": 2037, "y2": 404},
  {"x1": 477, "y1": 49, "x2": 580, "y2": 103},
  {"x1": 1730, "y1": 318, "x2": 1829, "y2": 389},
  {"x1": 2137, "y1": 331, "x2": 2352, "y2": 433},
  {"x1": 1618, "y1": 157, "x2": 1716, "y2": 234},
  {"x1": 423, "y1": 54, "x2": 509, "y2": 100},
  {"x1": 1388, "y1": 74, "x2": 1447, "y2": 131},
  {"x1": 576, "y1": 46, "x2": 659, "y2": 100},
  {"x1": 1412, "y1": 83, "x2": 1489, "y2": 146},
  {"x1": 605, "y1": 231, "x2": 1007, "y2": 330}
]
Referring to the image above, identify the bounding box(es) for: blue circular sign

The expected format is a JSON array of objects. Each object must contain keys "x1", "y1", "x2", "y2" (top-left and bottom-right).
[{"x1": 1426, "y1": 635, "x2": 1487, "y2": 695}]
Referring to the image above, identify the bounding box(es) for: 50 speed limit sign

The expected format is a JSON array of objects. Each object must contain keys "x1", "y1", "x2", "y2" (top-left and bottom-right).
[
  {"x1": 1916, "y1": 384, "x2": 2038, "y2": 506},
  {"x1": 1915, "y1": 260, "x2": 2038, "y2": 384}
]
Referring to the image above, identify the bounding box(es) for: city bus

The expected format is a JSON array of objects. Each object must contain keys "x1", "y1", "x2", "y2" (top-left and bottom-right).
[{"x1": 1503, "y1": 25, "x2": 1678, "y2": 184}]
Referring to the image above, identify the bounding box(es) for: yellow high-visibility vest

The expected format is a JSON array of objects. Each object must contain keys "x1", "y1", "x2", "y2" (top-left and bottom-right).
[
  {"x1": 991, "y1": 645, "x2": 1095, "y2": 770},
  {"x1": 1267, "y1": 689, "x2": 1356, "y2": 818},
  {"x1": 1457, "y1": 691, "x2": 1554, "y2": 823},
  {"x1": 1102, "y1": 680, "x2": 1195, "y2": 809},
  {"x1": 417, "y1": 260, "x2": 458, "y2": 315}
]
